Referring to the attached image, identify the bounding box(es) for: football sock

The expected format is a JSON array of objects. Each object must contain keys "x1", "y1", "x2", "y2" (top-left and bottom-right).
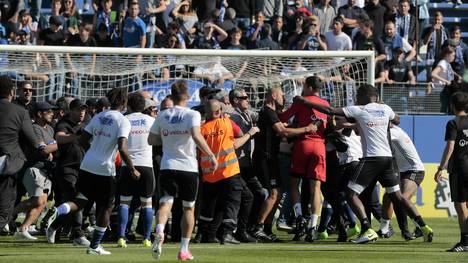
[
  {"x1": 360, "y1": 218, "x2": 370, "y2": 233},
  {"x1": 142, "y1": 207, "x2": 153, "y2": 240},
  {"x1": 293, "y1": 203, "x2": 302, "y2": 217},
  {"x1": 90, "y1": 226, "x2": 106, "y2": 249},
  {"x1": 57, "y1": 203, "x2": 71, "y2": 216},
  {"x1": 380, "y1": 219, "x2": 390, "y2": 233},
  {"x1": 118, "y1": 204, "x2": 129, "y2": 238},
  {"x1": 180, "y1": 238, "x2": 190, "y2": 253}
]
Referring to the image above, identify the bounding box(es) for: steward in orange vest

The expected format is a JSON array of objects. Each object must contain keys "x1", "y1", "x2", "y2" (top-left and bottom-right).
[{"x1": 197, "y1": 100, "x2": 259, "y2": 244}]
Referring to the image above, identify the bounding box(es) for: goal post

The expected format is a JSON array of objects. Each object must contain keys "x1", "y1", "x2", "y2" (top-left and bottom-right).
[{"x1": 0, "y1": 45, "x2": 375, "y2": 108}]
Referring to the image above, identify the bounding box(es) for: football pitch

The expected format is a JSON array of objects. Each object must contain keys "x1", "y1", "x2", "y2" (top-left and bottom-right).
[{"x1": 0, "y1": 218, "x2": 465, "y2": 263}]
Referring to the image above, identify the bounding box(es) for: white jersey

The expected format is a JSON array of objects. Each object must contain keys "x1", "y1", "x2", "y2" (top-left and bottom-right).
[
  {"x1": 338, "y1": 130, "x2": 363, "y2": 165},
  {"x1": 150, "y1": 105, "x2": 201, "y2": 173},
  {"x1": 81, "y1": 110, "x2": 131, "y2": 176},
  {"x1": 124, "y1": 112, "x2": 155, "y2": 167},
  {"x1": 390, "y1": 126, "x2": 425, "y2": 172},
  {"x1": 343, "y1": 103, "x2": 395, "y2": 157}
]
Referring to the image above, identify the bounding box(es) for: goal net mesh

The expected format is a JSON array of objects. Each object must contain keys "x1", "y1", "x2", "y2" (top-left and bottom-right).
[{"x1": 0, "y1": 47, "x2": 372, "y2": 109}]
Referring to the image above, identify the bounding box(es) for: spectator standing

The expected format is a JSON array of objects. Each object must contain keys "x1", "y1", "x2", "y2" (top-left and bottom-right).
[
  {"x1": 272, "y1": 16, "x2": 289, "y2": 49},
  {"x1": 325, "y1": 16, "x2": 352, "y2": 51},
  {"x1": 0, "y1": 76, "x2": 40, "y2": 233},
  {"x1": 228, "y1": 0, "x2": 255, "y2": 29},
  {"x1": 171, "y1": 0, "x2": 198, "y2": 36},
  {"x1": 393, "y1": 0, "x2": 416, "y2": 45},
  {"x1": 337, "y1": 0, "x2": 366, "y2": 37},
  {"x1": 255, "y1": 23, "x2": 280, "y2": 50},
  {"x1": 260, "y1": 0, "x2": 283, "y2": 22},
  {"x1": 443, "y1": 27, "x2": 468, "y2": 77},
  {"x1": 14, "y1": 80, "x2": 36, "y2": 115},
  {"x1": 363, "y1": 0, "x2": 386, "y2": 39},
  {"x1": 122, "y1": 2, "x2": 146, "y2": 48},
  {"x1": 423, "y1": 11, "x2": 449, "y2": 82},
  {"x1": 61, "y1": 0, "x2": 80, "y2": 35},
  {"x1": 381, "y1": 21, "x2": 416, "y2": 63},
  {"x1": 38, "y1": 0, "x2": 65, "y2": 33},
  {"x1": 432, "y1": 47, "x2": 462, "y2": 113},
  {"x1": 313, "y1": 0, "x2": 337, "y2": 35},
  {"x1": 93, "y1": 0, "x2": 117, "y2": 33}
]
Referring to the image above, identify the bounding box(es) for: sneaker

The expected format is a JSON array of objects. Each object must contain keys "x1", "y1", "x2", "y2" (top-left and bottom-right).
[
  {"x1": 28, "y1": 225, "x2": 40, "y2": 235},
  {"x1": 352, "y1": 229, "x2": 378, "y2": 244},
  {"x1": 276, "y1": 221, "x2": 294, "y2": 232},
  {"x1": 446, "y1": 242, "x2": 468, "y2": 252},
  {"x1": 47, "y1": 207, "x2": 58, "y2": 228},
  {"x1": 117, "y1": 237, "x2": 127, "y2": 248},
  {"x1": 14, "y1": 230, "x2": 38, "y2": 240},
  {"x1": 234, "y1": 231, "x2": 257, "y2": 243},
  {"x1": 250, "y1": 225, "x2": 272, "y2": 242},
  {"x1": 346, "y1": 225, "x2": 360, "y2": 238},
  {"x1": 151, "y1": 233, "x2": 164, "y2": 260},
  {"x1": 401, "y1": 230, "x2": 415, "y2": 241},
  {"x1": 413, "y1": 227, "x2": 423, "y2": 239},
  {"x1": 87, "y1": 246, "x2": 111, "y2": 255},
  {"x1": 142, "y1": 239, "x2": 152, "y2": 247},
  {"x1": 221, "y1": 233, "x2": 240, "y2": 245},
  {"x1": 377, "y1": 227, "x2": 394, "y2": 239},
  {"x1": 421, "y1": 225, "x2": 433, "y2": 242},
  {"x1": 73, "y1": 236, "x2": 91, "y2": 247},
  {"x1": 46, "y1": 226, "x2": 57, "y2": 244},
  {"x1": 292, "y1": 216, "x2": 307, "y2": 241},
  {"x1": 177, "y1": 251, "x2": 194, "y2": 261},
  {"x1": 304, "y1": 227, "x2": 317, "y2": 243},
  {"x1": 316, "y1": 230, "x2": 328, "y2": 240}
]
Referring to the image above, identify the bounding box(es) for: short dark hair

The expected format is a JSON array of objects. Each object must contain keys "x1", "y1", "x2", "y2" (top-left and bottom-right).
[
  {"x1": 305, "y1": 76, "x2": 323, "y2": 90},
  {"x1": 19, "y1": 80, "x2": 33, "y2": 90},
  {"x1": 56, "y1": 96, "x2": 70, "y2": 114},
  {"x1": 106, "y1": 87, "x2": 128, "y2": 108},
  {"x1": 171, "y1": 80, "x2": 189, "y2": 103},
  {"x1": 333, "y1": 16, "x2": 344, "y2": 25},
  {"x1": 128, "y1": 92, "x2": 145, "y2": 112},
  {"x1": 450, "y1": 92, "x2": 468, "y2": 112},
  {"x1": 357, "y1": 84, "x2": 379, "y2": 99},
  {"x1": 0, "y1": 76, "x2": 14, "y2": 98}
]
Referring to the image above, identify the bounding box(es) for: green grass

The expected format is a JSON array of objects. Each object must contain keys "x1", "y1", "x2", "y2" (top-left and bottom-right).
[{"x1": 0, "y1": 218, "x2": 465, "y2": 262}]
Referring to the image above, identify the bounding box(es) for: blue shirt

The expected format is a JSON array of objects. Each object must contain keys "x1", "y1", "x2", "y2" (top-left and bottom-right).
[{"x1": 123, "y1": 17, "x2": 146, "y2": 48}]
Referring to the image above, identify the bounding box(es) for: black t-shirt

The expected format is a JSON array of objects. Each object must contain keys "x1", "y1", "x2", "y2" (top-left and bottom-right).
[
  {"x1": 55, "y1": 116, "x2": 85, "y2": 168},
  {"x1": 95, "y1": 34, "x2": 114, "y2": 47},
  {"x1": 253, "y1": 106, "x2": 281, "y2": 159},
  {"x1": 66, "y1": 34, "x2": 97, "y2": 47},
  {"x1": 39, "y1": 28, "x2": 67, "y2": 46},
  {"x1": 445, "y1": 116, "x2": 468, "y2": 175},
  {"x1": 353, "y1": 33, "x2": 385, "y2": 55},
  {"x1": 385, "y1": 60, "x2": 411, "y2": 82}
]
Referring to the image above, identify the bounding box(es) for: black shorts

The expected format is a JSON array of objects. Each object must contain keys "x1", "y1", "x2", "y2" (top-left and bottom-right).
[
  {"x1": 160, "y1": 169, "x2": 198, "y2": 202},
  {"x1": 348, "y1": 157, "x2": 400, "y2": 194},
  {"x1": 76, "y1": 170, "x2": 116, "y2": 209},
  {"x1": 55, "y1": 167, "x2": 80, "y2": 202},
  {"x1": 449, "y1": 172, "x2": 468, "y2": 202},
  {"x1": 400, "y1": 170, "x2": 425, "y2": 186},
  {"x1": 118, "y1": 166, "x2": 155, "y2": 198},
  {"x1": 254, "y1": 156, "x2": 281, "y2": 190}
]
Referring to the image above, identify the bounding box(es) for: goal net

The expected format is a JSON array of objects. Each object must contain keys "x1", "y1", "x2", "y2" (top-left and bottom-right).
[{"x1": 0, "y1": 45, "x2": 374, "y2": 109}]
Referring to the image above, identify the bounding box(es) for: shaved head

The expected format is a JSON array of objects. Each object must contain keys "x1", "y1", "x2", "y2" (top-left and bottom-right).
[{"x1": 205, "y1": 99, "x2": 222, "y2": 120}]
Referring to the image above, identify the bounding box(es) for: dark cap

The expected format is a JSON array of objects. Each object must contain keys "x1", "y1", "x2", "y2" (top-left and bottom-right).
[
  {"x1": 16, "y1": 29, "x2": 28, "y2": 36},
  {"x1": 34, "y1": 101, "x2": 57, "y2": 112},
  {"x1": 97, "y1": 97, "x2": 111, "y2": 108},
  {"x1": 85, "y1": 98, "x2": 98, "y2": 107},
  {"x1": 70, "y1": 99, "x2": 88, "y2": 110},
  {"x1": 49, "y1": 16, "x2": 62, "y2": 26},
  {"x1": 199, "y1": 86, "x2": 221, "y2": 98}
]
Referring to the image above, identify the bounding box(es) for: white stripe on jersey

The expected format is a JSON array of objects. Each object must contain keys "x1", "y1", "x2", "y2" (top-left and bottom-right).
[
  {"x1": 338, "y1": 130, "x2": 363, "y2": 165},
  {"x1": 390, "y1": 126, "x2": 425, "y2": 172}
]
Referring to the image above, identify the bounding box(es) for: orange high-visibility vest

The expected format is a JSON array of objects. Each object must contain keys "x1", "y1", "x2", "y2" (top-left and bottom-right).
[{"x1": 200, "y1": 117, "x2": 240, "y2": 183}]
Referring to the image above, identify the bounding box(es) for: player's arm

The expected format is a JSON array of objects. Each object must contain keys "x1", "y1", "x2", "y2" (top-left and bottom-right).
[
  {"x1": 272, "y1": 121, "x2": 317, "y2": 138},
  {"x1": 118, "y1": 137, "x2": 140, "y2": 180},
  {"x1": 190, "y1": 126, "x2": 218, "y2": 172},
  {"x1": 148, "y1": 132, "x2": 162, "y2": 146},
  {"x1": 78, "y1": 130, "x2": 93, "y2": 151},
  {"x1": 234, "y1": 126, "x2": 259, "y2": 149},
  {"x1": 434, "y1": 140, "x2": 455, "y2": 182},
  {"x1": 293, "y1": 96, "x2": 345, "y2": 116}
]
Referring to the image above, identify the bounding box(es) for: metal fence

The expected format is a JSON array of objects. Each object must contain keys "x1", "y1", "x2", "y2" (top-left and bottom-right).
[{"x1": 378, "y1": 82, "x2": 445, "y2": 115}]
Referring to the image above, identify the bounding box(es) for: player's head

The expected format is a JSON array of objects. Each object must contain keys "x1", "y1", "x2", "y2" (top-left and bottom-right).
[
  {"x1": 450, "y1": 91, "x2": 468, "y2": 113},
  {"x1": 266, "y1": 86, "x2": 284, "y2": 109},
  {"x1": 356, "y1": 84, "x2": 379, "y2": 105},
  {"x1": 106, "y1": 87, "x2": 128, "y2": 110},
  {"x1": 303, "y1": 76, "x2": 322, "y2": 95},
  {"x1": 171, "y1": 80, "x2": 189, "y2": 105},
  {"x1": 229, "y1": 88, "x2": 249, "y2": 111},
  {"x1": 127, "y1": 92, "x2": 145, "y2": 113},
  {"x1": 205, "y1": 99, "x2": 222, "y2": 120},
  {"x1": 0, "y1": 76, "x2": 15, "y2": 100}
]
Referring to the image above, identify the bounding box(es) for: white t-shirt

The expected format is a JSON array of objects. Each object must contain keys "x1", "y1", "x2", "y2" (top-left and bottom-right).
[
  {"x1": 338, "y1": 130, "x2": 363, "y2": 165},
  {"x1": 124, "y1": 112, "x2": 155, "y2": 167},
  {"x1": 150, "y1": 106, "x2": 201, "y2": 173},
  {"x1": 343, "y1": 103, "x2": 395, "y2": 157},
  {"x1": 390, "y1": 126, "x2": 425, "y2": 172},
  {"x1": 434, "y1": 59, "x2": 454, "y2": 85},
  {"x1": 325, "y1": 31, "x2": 352, "y2": 51},
  {"x1": 81, "y1": 110, "x2": 131, "y2": 176}
]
